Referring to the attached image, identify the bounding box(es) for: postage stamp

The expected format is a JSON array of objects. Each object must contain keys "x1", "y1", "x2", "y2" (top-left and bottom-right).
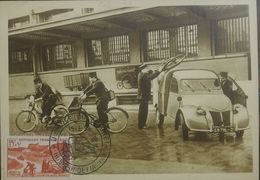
[
  {"x1": 49, "y1": 122, "x2": 111, "y2": 175},
  {"x1": 7, "y1": 136, "x2": 69, "y2": 177}
]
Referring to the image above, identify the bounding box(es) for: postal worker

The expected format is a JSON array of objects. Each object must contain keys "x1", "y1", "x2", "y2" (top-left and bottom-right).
[
  {"x1": 220, "y1": 72, "x2": 234, "y2": 103},
  {"x1": 34, "y1": 77, "x2": 58, "y2": 125},
  {"x1": 137, "y1": 64, "x2": 163, "y2": 129},
  {"x1": 79, "y1": 72, "x2": 110, "y2": 127}
]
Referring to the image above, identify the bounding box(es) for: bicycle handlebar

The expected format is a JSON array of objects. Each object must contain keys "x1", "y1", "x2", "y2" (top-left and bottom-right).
[{"x1": 159, "y1": 53, "x2": 186, "y2": 71}]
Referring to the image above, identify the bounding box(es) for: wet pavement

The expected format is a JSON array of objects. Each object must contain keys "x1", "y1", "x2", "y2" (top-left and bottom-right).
[
  {"x1": 10, "y1": 110, "x2": 253, "y2": 173},
  {"x1": 103, "y1": 113, "x2": 252, "y2": 173}
]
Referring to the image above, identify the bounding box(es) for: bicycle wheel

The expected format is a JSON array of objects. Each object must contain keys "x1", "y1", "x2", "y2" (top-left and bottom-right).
[
  {"x1": 51, "y1": 105, "x2": 68, "y2": 126},
  {"x1": 162, "y1": 54, "x2": 186, "y2": 71},
  {"x1": 106, "y1": 107, "x2": 129, "y2": 133},
  {"x1": 15, "y1": 111, "x2": 37, "y2": 132},
  {"x1": 122, "y1": 74, "x2": 134, "y2": 89},
  {"x1": 64, "y1": 110, "x2": 89, "y2": 135},
  {"x1": 117, "y1": 82, "x2": 123, "y2": 89}
]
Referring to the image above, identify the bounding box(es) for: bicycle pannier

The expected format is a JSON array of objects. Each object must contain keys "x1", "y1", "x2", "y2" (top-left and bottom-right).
[{"x1": 106, "y1": 89, "x2": 115, "y2": 101}]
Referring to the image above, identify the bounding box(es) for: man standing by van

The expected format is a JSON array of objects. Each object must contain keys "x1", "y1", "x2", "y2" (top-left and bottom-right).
[
  {"x1": 220, "y1": 72, "x2": 234, "y2": 103},
  {"x1": 137, "y1": 64, "x2": 163, "y2": 129}
]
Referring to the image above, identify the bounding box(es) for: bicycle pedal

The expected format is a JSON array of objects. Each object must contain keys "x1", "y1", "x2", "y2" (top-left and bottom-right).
[{"x1": 45, "y1": 119, "x2": 53, "y2": 127}]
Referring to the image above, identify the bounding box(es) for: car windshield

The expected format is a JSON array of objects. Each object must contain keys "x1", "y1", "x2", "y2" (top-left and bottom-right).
[{"x1": 180, "y1": 79, "x2": 221, "y2": 92}]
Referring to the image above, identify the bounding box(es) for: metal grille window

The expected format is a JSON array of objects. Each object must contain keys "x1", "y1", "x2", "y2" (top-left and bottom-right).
[
  {"x1": 9, "y1": 49, "x2": 33, "y2": 74},
  {"x1": 146, "y1": 24, "x2": 198, "y2": 62},
  {"x1": 43, "y1": 43, "x2": 75, "y2": 71},
  {"x1": 88, "y1": 35, "x2": 130, "y2": 67},
  {"x1": 147, "y1": 30, "x2": 170, "y2": 61},
  {"x1": 215, "y1": 17, "x2": 249, "y2": 54},
  {"x1": 11, "y1": 51, "x2": 28, "y2": 63},
  {"x1": 64, "y1": 73, "x2": 89, "y2": 91},
  {"x1": 55, "y1": 44, "x2": 73, "y2": 62}
]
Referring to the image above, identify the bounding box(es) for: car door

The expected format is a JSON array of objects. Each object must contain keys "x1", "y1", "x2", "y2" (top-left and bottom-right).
[
  {"x1": 229, "y1": 76, "x2": 248, "y2": 107},
  {"x1": 167, "y1": 77, "x2": 180, "y2": 119}
]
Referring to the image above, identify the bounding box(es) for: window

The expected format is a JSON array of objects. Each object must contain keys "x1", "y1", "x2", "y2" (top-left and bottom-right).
[
  {"x1": 214, "y1": 17, "x2": 249, "y2": 54},
  {"x1": 9, "y1": 49, "x2": 33, "y2": 74},
  {"x1": 87, "y1": 35, "x2": 130, "y2": 67},
  {"x1": 180, "y1": 79, "x2": 221, "y2": 92},
  {"x1": 8, "y1": 16, "x2": 30, "y2": 29},
  {"x1": 146, "y1": 24, "x2": 198, "y2": 62},
  {"x1": 64, "y1": 73, "x2": 89, "y2": 91},
  {"x1": 81, "y1": 8, "x2": 94, "y2": 14},
  {"x1": 39, "y1": 9, "x2": 74, "y2": 23},
  {"x1": 42, "y1": 43, "x2": 75, "y2": 71},
  {"x1": 170, "y1": 78, "x2": 178, "y2": 93}
]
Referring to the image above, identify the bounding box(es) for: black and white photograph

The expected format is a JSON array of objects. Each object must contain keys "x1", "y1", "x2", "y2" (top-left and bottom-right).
[{"x1": 0, "y1": 0, "x2": 259, "y2": 179}]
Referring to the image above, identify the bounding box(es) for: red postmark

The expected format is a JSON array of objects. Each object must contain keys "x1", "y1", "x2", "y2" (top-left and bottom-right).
[{"x1": 7, "y1": 137, "x2": 69, "y2": 177}]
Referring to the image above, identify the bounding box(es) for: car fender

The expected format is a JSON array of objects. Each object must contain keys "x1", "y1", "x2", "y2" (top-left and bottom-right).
[
  {"x1": 177, "y1": 105, "x2": 213, "y2": 131},
  {"x1": 233, "y1": 104, "x2": 250, "y2": 130}
]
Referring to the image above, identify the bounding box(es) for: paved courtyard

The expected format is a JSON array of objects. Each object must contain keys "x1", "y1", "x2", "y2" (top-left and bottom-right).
[{"x1": 9, "y1": 107, "x2": 253, "y2": 174}]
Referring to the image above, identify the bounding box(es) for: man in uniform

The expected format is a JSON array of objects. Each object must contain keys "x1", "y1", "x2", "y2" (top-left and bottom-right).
[
  {"x1": 137, "y1": 64, "x2": 163, "y2": 129},
  {"x1": 34, "y1": 77, "x2": 58, "y2": 124},
  {"x1": 220, "y1": 72, "x2": 234, "y2": 103},
  {"x1": 79, "y1": 72, "x2": 109, "y2": 127}
]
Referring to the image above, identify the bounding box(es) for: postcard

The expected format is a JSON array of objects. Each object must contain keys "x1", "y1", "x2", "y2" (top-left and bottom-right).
[{"x1": 1, "y1": 0, "x2": 259, "y2": 180}]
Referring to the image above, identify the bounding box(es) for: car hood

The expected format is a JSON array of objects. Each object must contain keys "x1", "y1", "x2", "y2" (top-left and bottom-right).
[{"x1": 182, "y1": 94, "x2": 232, "y2": 111}]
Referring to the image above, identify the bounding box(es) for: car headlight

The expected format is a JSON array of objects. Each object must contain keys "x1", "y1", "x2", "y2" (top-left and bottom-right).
[
  {"x1": 233, "y1": 104, "x2": 241, "y2": 114},
  {"x1": 196, "y1": 106, "x2": 206, "y2": 115}
]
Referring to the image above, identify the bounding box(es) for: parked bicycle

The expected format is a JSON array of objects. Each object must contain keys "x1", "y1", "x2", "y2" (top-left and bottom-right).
[
  {"x1": 64, "y1": 97, "x2": 129, "y2": 134},
  {"x1": 15, "y1": 95, "x2": 68, "y2": 132},
  {"x1": 117, "y1": 67, "x2": 139, "y2": 89},
  {"x1": 116, "y1": 54, "x2": 185, "y2": 90}
]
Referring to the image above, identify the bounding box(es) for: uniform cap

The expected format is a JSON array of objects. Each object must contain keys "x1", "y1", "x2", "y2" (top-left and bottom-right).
[
  {"x1": 33, "y1": 77, "x2": 42, "y2": 84},
  {"x1": 89, "y1": 72, "x2": 97, "y2": 78},
  {"x1": 220, "y1": 72, "x2": 228, "y2": 78}
]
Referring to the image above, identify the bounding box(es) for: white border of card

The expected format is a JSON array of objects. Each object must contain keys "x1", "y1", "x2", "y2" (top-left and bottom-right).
[{"x1": 1, "y1": 0, "x2": 259, "y2": 180}]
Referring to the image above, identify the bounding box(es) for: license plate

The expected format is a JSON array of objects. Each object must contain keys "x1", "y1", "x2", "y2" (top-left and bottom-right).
[{"x1": 213, "y1": 126, "x2": 233, "y2": 133}]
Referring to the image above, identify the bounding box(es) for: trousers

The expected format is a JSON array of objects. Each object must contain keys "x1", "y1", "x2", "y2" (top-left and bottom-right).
[
  {"x1": 41, "y1": 96, "x2": 57, "y2": 117},
  {"x1": 97, "y1": 99, "x2": 109, "y2": 124},
  {"x1": 138, "y1": 98, "x2": 149, "y2": 129}
]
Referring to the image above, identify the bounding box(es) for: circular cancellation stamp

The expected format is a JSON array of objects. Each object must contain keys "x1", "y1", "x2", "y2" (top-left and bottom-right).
[{"x1": 49, "y1": 121, "x2": 111, "y2": 175}]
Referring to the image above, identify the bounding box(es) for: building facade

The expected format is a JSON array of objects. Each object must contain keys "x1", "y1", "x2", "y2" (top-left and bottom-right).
[{"x1": 8, "y1": 5, "x2": 250, "y2": 105}]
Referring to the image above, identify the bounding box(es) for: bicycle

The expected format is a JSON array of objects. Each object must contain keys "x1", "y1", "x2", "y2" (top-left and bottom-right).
[
  {"x1": 64, "y1": 97, "x2": 129, "y2": 135},
  {"x1": 160, "y1": 53, "x2": 186, "y2": 71},
  {"x1": 117, "y1": 71, "x2": 138, "y2": 89},
  {"x1": 15, "y1": 95, "x2": 68, "y2": 132},
  {"x1": 117, "y1": 67, "x2": 139, "y2": 89}
]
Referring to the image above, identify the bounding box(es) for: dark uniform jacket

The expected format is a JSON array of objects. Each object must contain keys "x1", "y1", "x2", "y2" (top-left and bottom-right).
[
  {"x1": 221, "y1": 78, "x2": 234, "y2": 103},
  {"x1": 137, "y1": 70, "x2": 160, "y2": 100},
  {"x1": 35, "y1": 83, "x2": 55, "y2": 101},
  {"x1": 83, "y1": 79, "x2": 109, "y2": 101}
]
